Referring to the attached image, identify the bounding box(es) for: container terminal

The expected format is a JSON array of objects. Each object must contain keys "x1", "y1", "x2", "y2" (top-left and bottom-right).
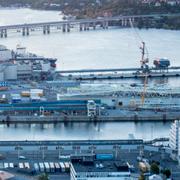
[{"x1": 0, "y1": 44, "x2": 180, "y2": 123}]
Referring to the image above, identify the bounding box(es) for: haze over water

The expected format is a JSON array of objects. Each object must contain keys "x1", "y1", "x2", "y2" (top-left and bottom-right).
[{"x1": 0, "y1": 8, "x2": 179, "y2": 140}]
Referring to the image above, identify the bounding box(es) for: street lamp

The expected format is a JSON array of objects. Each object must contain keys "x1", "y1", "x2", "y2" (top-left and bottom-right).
[
  {"x1": 56, "y1": 146, "x2": 63, "y2": 159},
  {"x1": 39, "y1": 146, "x2": 48, "y2": 160},
  {"x1": 15, "y1": 145, "x2": 23, "y2": 159},
  {"x1": 113, "y1": 144, "x2": 120, "y2": 160},
  {"x1": 73, "y1": 145, "x2": 80, "y2": 155},
  {"x1": 39, "y1": 106, "x2": 45, "y2": 117},
  {"x1": 89, "y1": 145, "x2": 96, "y2": 155}
]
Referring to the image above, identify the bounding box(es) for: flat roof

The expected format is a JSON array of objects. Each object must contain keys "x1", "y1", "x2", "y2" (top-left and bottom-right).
[{"x1": 72, "y1": 160, "x2": 129, "y2": 173}]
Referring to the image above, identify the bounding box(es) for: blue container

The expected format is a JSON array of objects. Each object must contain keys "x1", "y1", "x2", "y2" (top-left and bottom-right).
[
  {"x1": 95, "y1": 154, "x2": 113, "y2": 160},
  {"x1": 154, "y1": 59, "x2": 170, "y2": 68}
]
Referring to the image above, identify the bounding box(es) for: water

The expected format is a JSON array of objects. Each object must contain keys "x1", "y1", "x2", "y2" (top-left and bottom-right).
[
  {"x1": 0, "y1": 122, "x2": 170, "y2": 141},
  {"x1": 0, "y1": 8, "x2": 179, "y2": 140}
]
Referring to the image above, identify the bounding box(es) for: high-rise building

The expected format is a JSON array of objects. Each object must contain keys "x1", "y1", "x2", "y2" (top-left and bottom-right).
[{"x1": 169, "y1": 120, "x2": 180, "y2": 155}]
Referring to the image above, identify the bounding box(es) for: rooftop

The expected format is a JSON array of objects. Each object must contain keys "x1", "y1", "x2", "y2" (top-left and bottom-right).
[{"x1": 72, "y1": 160, "x2": 129, "y2": 173}]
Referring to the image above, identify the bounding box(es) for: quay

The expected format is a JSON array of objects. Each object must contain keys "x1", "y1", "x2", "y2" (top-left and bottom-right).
[
  {"x1": 0, "y1": 113, "x2": 178, "y2": 124},
  {"x1": 0, "y1": 138, "x2": 168, "y2": 150},
  {"x1": 60, "y1": 66, "x2": 180, "y2": 80},
  {"x1": 0, "y1": 138, "x2": 169, "y2": 166},
  {"x1": 0, "y1": 139, "x2": 169, "y2": 158},
  {"x1": 0, "y1": 13, "x2": 180, "y2": 37}
]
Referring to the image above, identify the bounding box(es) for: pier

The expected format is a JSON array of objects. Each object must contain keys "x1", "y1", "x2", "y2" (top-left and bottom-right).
[
  {"x1": 0, "y1": 139, "x2": 168, "y2": 157},
  {"x1": 0, "y1": 113, "x2": 178, "y2": 124},
  {"x1": 0, "y1": 13, "x2": 180, "y2": 37},
  {"x1": 59, "y1": 66, "x2": 180, "y2": 80}
]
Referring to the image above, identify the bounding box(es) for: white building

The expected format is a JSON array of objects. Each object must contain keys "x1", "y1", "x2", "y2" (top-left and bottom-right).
[
  {"x1": 169, "y1": 120, "x2": 180, "y2": 152},
  {"x1": 0, "y1": 45, "x2": 12, "y2": 61}
]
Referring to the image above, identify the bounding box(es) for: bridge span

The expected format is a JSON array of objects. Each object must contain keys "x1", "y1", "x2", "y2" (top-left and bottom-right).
[{"x1": 0, "y1": 13, "x2": 180, "y2": 37}]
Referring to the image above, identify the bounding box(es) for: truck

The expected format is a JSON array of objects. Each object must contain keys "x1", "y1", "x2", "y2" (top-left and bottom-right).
[
  {"x1": 0, "y1": 154, "x2": 5, "y2": 160},
  {"x1": 59, "y1": 162, "x2": 65, "y2": 172},
  {"x1": 34, "y1": 163, "x2": 39, "y2": 173},
  {"x1": 54, "y1": 163, "x2": 60, "y2": 172},
  {"x1": 9, "y1": 163, "x2": 14, "y2": 168},
  {"x1": 49, "y1": 162, "x2": 55, "y2": 173},
  {"x1": 24, "y1": 162, "x2": 30, "y2": 169},
  {"x1": 39, "y1": 163, "x2": 45, "y2": 172},
  {"x1": 64, "y1": 162, "x2": 70, "y2": 172},
  {"x1": 44, "y1": 162, "x2": 50, "y2": 173},
  {"x1": 19, "y1": 163, "x2": 24, "y2": 169}
]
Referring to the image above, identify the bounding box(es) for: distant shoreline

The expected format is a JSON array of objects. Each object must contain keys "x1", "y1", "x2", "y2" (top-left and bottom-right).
[{"x1": 0, "y1": 5, "x2": 180, "y2": 30}]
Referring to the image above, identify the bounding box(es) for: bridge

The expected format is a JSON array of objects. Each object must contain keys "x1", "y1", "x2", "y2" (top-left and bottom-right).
[{"x1": 0, "y1": 13, "x2": 180, "y2": 38}]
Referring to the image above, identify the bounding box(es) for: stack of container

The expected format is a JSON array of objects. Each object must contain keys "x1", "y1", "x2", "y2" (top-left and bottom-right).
[
  {"x1": 30, "y1": 89, "x2": 43, "y2": 102},
  {"x1": 21, "y1": 91, "x2": 30, "y2": 97},
  {"x1": 11, "y1": 94, "x2": 21, "y2": 103}
]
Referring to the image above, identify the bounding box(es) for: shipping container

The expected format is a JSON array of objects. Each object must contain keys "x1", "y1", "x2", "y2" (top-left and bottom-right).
[
  {"x1": 59, "y1": 155, "x2": 71, "y2": 160},
  {"x1": 153, "y1": 59, "x2": 170, "y2": 68},
  {"x1": 11, "y1": 94, "x2": 21, "y2": 103},
  {"x1": 21, "y1": 91, "x2": 30, "y2": 97},
  {"x1": 95, "y1": 154, "x2": 114, "y2": 160},
  {"x1": 30, "y1": 94, "x2": 41, "y2": 102},
  {"x1": 44, "y1": 162, "x2": 50, "y2": 173},
  {"x1": 19, "y1": 163, "x2": 24, "y2": 169},
  {"x1": 4, "y1": 163, "x2": 8, "y2": 168},
  {"x1": 9, "y1": 163, "x2": 14, "y2": 168},
  {"x1": 59, "y1": 162, "x2": 65, "y2": 172},
  {"x1": 30, "y1": 89, "x2": 43, "y2": 97}
]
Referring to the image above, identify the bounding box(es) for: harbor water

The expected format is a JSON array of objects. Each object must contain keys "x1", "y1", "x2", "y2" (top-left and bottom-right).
[{"x1": 0, "y1": 8, "x2": 179, "y2": 140}]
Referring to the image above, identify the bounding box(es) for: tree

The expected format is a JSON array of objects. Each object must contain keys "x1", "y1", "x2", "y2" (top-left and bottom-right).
[
  {"x1": 38, "y1": 173, "x2": 49, "y2": 180},
  {"x1": 150, "y1": 163, "x2": 160, "y2": 175},
  {"x1": 138, "y1": 173, "x2": 145, "y2": 180},
  {"x1": 163, "y1": 169, "x2": 171, "y2": 179}
]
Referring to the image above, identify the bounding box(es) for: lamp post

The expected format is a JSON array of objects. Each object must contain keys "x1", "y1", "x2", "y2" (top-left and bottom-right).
[
  {"x1": 15, "y1": 145, "x2": 23, "y2": 159},
  {"x1": 39, "y1": 146, "x2": 48, "y2": 160},
  {"x1": 56, "y1": 146, "x2": 63, "y2": 159}
]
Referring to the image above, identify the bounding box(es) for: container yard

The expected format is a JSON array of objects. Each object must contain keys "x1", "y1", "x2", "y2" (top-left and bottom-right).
[{"x1": 0, "y1": 44, "x2": 179, "y2": 123}]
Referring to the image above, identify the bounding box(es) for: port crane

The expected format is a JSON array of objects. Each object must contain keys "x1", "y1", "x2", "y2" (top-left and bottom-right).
[
  {"x1": 139, "y1": 42, "x2": 149, "y2": 106},
  {"x1": 129, "y1": 18, "x2": 149, "y2": 106}
]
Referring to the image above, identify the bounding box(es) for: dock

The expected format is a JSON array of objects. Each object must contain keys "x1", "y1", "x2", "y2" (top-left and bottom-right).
[
  {"x1": 59, "y1": 66, "x2": 180, "y2": 80},
  {"x1": 0, "y1": 113, "x2": 178, "y2": 124}
]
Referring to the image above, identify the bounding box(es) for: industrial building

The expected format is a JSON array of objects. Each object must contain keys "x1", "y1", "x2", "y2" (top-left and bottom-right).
[
  {"x1": 70, "y1": 160, "x2": 130, "y2": 180},
  {"x1": 0, "y1": 45, "x2": 57, "y2": 81}
]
